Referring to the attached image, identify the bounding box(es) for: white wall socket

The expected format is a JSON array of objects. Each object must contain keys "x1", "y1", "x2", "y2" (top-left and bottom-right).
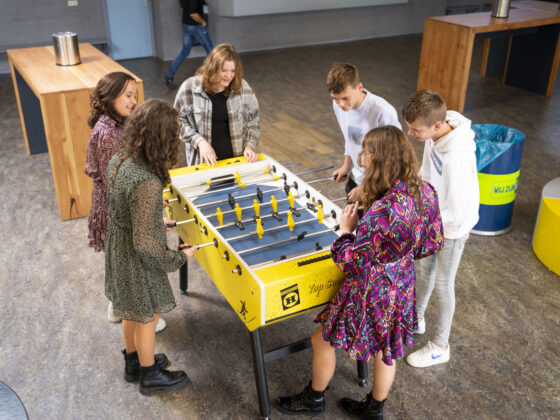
[{"x1": 68, "y1": 0, "x2": 78, "y2": 6}]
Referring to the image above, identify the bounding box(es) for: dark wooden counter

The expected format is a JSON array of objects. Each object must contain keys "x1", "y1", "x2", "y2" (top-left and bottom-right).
[{"x1": 417, "y1": 1, "x2": 560, "y2": 112}]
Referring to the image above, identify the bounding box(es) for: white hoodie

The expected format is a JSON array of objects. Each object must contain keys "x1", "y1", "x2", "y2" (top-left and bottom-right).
[{"x1": 420, "y1": 111, "x2": 480, "y2": 239}]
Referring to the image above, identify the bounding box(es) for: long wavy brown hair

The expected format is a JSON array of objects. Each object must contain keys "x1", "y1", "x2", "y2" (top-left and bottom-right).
[
  {"x1": 359, "y1": 126, "x2": 423, "y2": 210},
  {"x1": 110, "y1": 99, "x2": 181, "y2": 186},
  {"x1": 88, "y1": 71, "x2": 136, "y2": 128},
  {"x1": 197, "y1": 43, "x2": 243, "y2": 96}
]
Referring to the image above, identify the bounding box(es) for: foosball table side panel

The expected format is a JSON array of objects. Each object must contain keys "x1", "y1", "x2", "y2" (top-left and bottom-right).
[
  {"x1": 165, "y1": 189, "x2": 264, "y2": 331},
  {"x1": 255, "y1": 252, "x2": 345, "y2": 326}
]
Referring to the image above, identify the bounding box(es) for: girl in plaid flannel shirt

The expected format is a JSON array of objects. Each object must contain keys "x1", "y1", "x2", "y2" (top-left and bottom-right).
[{"x1": 174, "y1": 43, "x2": 260, "y2": 166}]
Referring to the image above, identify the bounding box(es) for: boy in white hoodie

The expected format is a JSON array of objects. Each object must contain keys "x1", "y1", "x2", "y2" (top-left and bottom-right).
[{"x1": 402, "y1": 89, "x2": 479, "y2": 367}]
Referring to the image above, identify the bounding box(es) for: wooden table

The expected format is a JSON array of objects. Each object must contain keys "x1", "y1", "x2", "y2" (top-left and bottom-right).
[
  {"x1": 8, "y1": 44, "x2": 144, "y2": 221},
  {"x1": 417, "y1": 1, "x2": 560, "y2": 113}
]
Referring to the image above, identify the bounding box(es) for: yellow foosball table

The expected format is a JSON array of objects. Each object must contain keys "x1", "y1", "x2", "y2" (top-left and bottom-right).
[{"x1": 164, "y1": 154, "x2": 367, "y2": 419}]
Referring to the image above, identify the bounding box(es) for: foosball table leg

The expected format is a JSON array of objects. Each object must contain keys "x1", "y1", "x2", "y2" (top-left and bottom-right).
[
  {"x1": 179, "y1": 238, "x2": 188, "y2": 295},
  {"x1": 357, "y1": 359, "x2": 368, "y2": 387},
  {"x1": 249, "y1": 329, "x2": 271, "y2": 420}
]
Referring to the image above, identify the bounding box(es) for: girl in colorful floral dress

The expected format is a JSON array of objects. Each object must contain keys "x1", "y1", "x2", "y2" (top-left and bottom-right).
[{"x1": 275, "y1": 125, "x2": 444, "y2": 419}]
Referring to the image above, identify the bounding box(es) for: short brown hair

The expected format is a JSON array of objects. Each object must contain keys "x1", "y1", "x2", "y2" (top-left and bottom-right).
[
  {"x1": 197, "y1": 43, "x2": 243, "y2": 96},
  {"x1": 402, "y1": 89, "x2": 447, "y2": 127},
  {"x1": 326, "y1": 63, "x2": 360, "y2": 94}
]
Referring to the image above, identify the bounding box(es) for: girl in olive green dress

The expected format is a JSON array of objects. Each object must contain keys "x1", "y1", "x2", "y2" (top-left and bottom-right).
[{"x1": 105, "y1": 98, "x2": 196, "y2": 395}]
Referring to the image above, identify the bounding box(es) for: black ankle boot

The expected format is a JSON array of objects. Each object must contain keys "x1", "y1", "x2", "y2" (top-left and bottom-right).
[
  {"x1": 274, "y1": 381, "x2": 326, "y2": 417},
  {"x1": 122, "y1": 350, "x2": 169, "y2": 382},
  {"x1": 139, "y1": 363, "x2": 189, "y2": 396},
  {"x1": 338, "y1": 393, "x2": 385, "y2": 419}
]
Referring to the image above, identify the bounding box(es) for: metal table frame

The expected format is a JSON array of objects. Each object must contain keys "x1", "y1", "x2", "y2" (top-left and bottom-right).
[{"x1": 178, "y1": 244, "x2": 368, "y2": 419}]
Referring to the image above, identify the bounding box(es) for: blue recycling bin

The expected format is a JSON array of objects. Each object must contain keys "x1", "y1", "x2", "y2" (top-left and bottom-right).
[{"x1": 472, "y1": 124, "x2": 525, "y2": 235}]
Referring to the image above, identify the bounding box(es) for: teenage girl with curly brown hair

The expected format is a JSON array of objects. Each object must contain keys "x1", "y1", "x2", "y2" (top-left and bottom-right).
[
  {"x1": 105, "y1": 98, "x2": 197, "y2": 395},
  {"x1": 86, "y1": 72, "x2": 169, "y2": 327}
]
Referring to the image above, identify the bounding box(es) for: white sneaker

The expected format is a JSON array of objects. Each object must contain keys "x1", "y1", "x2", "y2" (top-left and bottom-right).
[
  {"x1": 414, "y1": 318, "x2": 426, "y2": 334},
  {"x1": 155, "y1": 317, "x2": 166, "y2": 333},
  {"x1": 406, "y1": 341, "x2": 450, "y2": 368},
  {"x1": 107, "y1": 302, "x2": 121, "y2": 323}
]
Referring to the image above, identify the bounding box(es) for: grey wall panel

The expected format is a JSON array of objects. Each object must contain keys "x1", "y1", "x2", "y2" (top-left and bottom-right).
[
  {"x1": 217, "y1": 0, "x2": 408, "y2": 17},
  {"x1": 154, "y1": 0, "x2": 446, "y2": 61},
  {"x1": 0, "y1": 0, "x2": 108, "y2": 50}
]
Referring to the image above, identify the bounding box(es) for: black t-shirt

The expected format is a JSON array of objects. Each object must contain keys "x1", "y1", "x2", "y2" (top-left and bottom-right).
[
  {"x1": 180, "y1": 0, "x2": 205, "y2": 26},
  {"x1": 208, "y1": 91, "x2": 233, "y2": 160}
]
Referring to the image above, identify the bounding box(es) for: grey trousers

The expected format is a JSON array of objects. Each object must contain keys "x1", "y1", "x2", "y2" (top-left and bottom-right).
[{"x1": 415, "y1": 233, "x2": 469, "y2": 347}]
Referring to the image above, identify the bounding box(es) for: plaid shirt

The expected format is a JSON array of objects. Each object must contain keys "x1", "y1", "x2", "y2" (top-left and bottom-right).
[{"x1": 174, "y1": 75, "x2": 260, "y2": 166}]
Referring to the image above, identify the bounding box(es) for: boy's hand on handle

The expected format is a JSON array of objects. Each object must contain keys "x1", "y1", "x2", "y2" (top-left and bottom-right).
[
  {"x1": 340, "y1": 202, "x2": 360, "y2": 234},
  {"x1": 243, "y1": 146, "x2": 258, "y2": 162},
  {"x1": 347, "y1": 185, "x2": 363, "y2": 203},
  {"x1": 178, "y1": 243, "x2": 197, "y2": 259},
  {"x1": 332, "y1": 167, "x2": 349, "y2": 183},
  {"x1": 199, "y1": 140, "x2": 218, "y2": 166}
]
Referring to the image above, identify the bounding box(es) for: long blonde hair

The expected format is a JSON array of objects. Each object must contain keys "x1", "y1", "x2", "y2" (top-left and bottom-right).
[
  {"x1": 197, "y1": 43, "x2": 243, "y2": 96},
  {"x1": 359, "y1": 126, "x2": 423, "y2": 210}
]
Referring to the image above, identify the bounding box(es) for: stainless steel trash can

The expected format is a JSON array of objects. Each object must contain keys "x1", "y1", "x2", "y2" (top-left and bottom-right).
[{"x1": 52, "y1": 32, "x2": 81, "y2": 66}]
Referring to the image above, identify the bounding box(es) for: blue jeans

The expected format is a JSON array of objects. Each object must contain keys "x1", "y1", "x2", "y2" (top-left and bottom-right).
[{"x1": 166, "y1": 24, "x2": 214, "y2": 80}]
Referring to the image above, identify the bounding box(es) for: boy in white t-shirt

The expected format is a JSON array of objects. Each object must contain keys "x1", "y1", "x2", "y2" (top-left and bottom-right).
[
  {"x1": 402, "y1": 89, "x2": 479, "y2": 368},
  {"x1": 327, "y1": 63, "x2": 401, "y2": 202}
]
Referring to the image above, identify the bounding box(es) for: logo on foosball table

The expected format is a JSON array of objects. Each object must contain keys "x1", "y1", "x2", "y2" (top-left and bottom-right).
[{"x1": 280, "y1": 284, "x2": 300, "y2": 311}]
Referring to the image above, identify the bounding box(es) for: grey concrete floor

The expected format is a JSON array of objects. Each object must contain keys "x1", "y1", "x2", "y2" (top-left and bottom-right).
[{"x1": 0, "y1": 34, "x2": 559, "y2": 420}]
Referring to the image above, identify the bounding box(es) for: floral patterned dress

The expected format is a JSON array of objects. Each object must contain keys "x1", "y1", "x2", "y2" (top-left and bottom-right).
[
  {"x1": 104, "y1": 156, "x2": 188, "y2": 323},
  {"x1": 315, "y1": 179, "x2": 444, "y2": 365},
  {"x1": 85, "y1": 115, "x2": 124, "y2": 252}
]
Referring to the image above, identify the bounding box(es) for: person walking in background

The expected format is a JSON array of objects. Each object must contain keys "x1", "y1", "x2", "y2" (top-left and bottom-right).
[
  {"x1": 162, "y1": 0, "x2": 214, "y2": 89},
  {"x1": 105, "y1": 99, "x2": 197, "y2": 395},
  {"x1": 402, "y1": 89, "x2": 479, "y2": 368},
  {"x1": 174, "y1": 43, "x2": 260, "y2": 166}
]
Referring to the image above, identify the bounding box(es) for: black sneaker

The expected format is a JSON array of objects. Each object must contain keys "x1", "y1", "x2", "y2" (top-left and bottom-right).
[
  {"x1": 338, "y1": 393, "x2": 384, "y2": 419},
  {"x1": 161, "y1": 76, "x2": 176, "y2": 89},
  {"x1": 274, "y1": 382, "x2": 326, "y2": 416}
]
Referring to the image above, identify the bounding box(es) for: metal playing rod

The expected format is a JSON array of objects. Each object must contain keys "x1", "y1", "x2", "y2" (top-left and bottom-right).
[
  {"x1": 227, "y1": 217, "x2": 317, "y2": 241},
  {"x1": 306, "y1": 175, "x2": 336, "y2": 185},
  {"x1": 216, "y1": 200, "x2": 308, "y2": 229},
  {"x1": 185, "y1": 165, "x2": 334, "y2": 199},
  {"x1": 197, "y1": 183, "x2": 296, "y2": 208},
  {"x1": 238, "y1": 226, "x2": 338, "y2": 255},
  {"x1": 190, "y1": 163, "x2": 304, "y2": 190},
  {"x1": 162, "y1": 163, "x2": 301, "y2": 194},
  {"x1": 294, "y1": 165, "x2": 334, "y2": 176},
  {"x1": 180, "y1": 240, "x2": 215, "y2": 250},
  {"x1": 250, "y1": 246, "x2": 330, "y2": 268},
  {"x1": 213, "y1": 194, "x2": 300, "y2": 219},
  {"x1": 165, "y1": 218, "x2": 195, "y2": 228}
]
